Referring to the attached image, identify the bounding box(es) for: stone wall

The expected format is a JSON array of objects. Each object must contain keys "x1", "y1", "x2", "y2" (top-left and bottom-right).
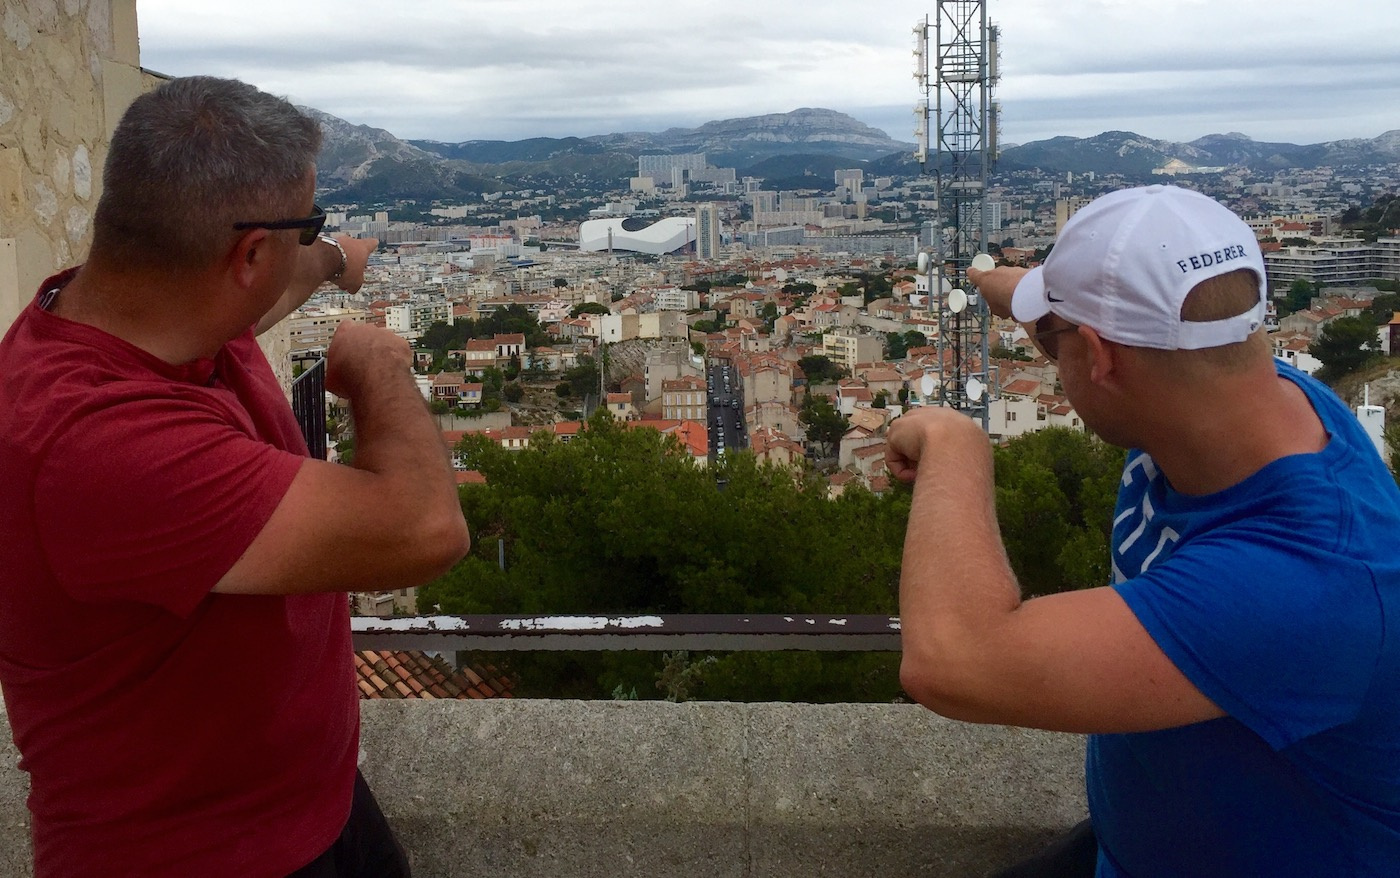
[
  {"x1": 0, "y1": 1, "x2": 298, "y2": 386},
  {"x1": 0, "y1": 699, "x2": 1088, "y2": 877},
  {"x1": 0, "y1": 0, "x2": 146, "y2": 331}
]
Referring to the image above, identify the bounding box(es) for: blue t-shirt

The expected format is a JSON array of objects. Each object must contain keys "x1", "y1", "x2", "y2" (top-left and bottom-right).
[{"x1": 1089, "y1": 361, "x2": 1400, "y2": 877}]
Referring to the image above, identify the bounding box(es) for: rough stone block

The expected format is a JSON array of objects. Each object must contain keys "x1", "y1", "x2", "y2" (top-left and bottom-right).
[
  {"x1": 0, "y1": 146, "x2": 24, "y2": 221},
  {"x1": 110, "y1": 0, "x2": 139, "y2": 68},
  {"x1": 14, "y1": 226, "x2": 56, "y2": 310},
  {"x1": 99, "y1": 58, "x2": 142, "y2": 139}
]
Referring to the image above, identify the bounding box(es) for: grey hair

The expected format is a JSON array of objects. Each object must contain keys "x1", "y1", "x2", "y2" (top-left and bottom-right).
[{"x1": 91, "y1": 76, "x2": 322, "y2": 270}]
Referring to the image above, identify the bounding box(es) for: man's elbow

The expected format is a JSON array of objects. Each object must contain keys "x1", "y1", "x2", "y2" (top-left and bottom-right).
[
  {"x1": 442, "y1": 514, "x2": 472, "y2": 569},
  {"x1": 901, "y1": 652, "x2": 954, "y2": 715},
  {"x1": 415, "y1": 508, "x2": 471, "y2": 581},
  {"x1": 899, "y1": 638, "x2": 993, "y2": 723}
]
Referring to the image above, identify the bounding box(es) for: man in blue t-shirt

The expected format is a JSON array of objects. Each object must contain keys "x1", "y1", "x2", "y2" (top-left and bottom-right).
[{"x1": 887, "y1": 185, "x2": 1400, "y2": 877}]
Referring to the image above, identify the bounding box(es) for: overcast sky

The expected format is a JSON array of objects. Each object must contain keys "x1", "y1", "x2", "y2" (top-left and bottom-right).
[{"x1": 135, "y1": 0, "x2": 1400, "y2": 149}]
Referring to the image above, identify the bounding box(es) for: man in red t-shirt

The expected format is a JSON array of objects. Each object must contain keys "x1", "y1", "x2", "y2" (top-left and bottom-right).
[{"x1": 0, "y1": 77, "x2": 470, "y2": 877}]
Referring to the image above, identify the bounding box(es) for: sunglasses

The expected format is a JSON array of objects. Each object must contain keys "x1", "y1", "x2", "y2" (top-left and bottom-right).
[
  {"x1": 233, "y1": 204, "x2": 326, "y2": 246},
  {"x1": 1031, "y1": 316, "x2": 1079, "y2": 363}
]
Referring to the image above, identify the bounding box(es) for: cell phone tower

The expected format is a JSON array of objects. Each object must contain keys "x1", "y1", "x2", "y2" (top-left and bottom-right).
[{"x1": 913, "y1": 3, "x2": 999, "y2": 425}]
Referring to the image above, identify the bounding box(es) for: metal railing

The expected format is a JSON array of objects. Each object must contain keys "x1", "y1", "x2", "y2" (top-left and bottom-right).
[
  {"x1": 352, "y1": 613, "x2": 901, "y2": 653},
  {"x1": 291, "y1": 358, "x2": 327, "y2": 460}
]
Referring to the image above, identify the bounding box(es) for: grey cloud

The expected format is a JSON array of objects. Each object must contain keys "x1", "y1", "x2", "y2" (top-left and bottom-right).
[{"x1": 134, "y1": 0, "x2": 1400, "y2": 147}]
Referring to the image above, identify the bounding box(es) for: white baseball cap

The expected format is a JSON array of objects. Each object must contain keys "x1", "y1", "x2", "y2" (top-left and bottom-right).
[{"x1": 1011, "y1": 185, "x2": 1267, "y2": 350}]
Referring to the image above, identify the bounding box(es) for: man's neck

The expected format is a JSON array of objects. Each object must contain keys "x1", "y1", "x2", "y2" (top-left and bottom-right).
[
  {"x1": 1138, "y1": 367, "x2": 1328, "y2": 496},
  {"x1": 54, "y1": 264, "x2": 224, "y2": 365}
]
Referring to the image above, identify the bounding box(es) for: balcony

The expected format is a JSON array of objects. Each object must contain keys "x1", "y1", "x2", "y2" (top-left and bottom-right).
[{"x1": 0, "y1": 618, "x2": 1089, "y2": 877}]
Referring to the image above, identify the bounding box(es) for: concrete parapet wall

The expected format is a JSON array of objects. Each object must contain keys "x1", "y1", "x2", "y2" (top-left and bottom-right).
[{"x1": 0, "y1": 701, "x2": 1088, "y2": 876}]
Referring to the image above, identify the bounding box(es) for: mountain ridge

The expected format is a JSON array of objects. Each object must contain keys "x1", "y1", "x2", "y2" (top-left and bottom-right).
[
  {"x1": 302, "y1": 105, "x2": 1400, "y2": 203},
  {"x1": 996, "y1": 129, "x2": 1400, "y2": 175}
]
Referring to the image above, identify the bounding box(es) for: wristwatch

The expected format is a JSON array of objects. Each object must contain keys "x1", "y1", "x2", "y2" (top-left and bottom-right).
[{"x1": 318, "y1": 233, "x2": 347, "y2": 282}]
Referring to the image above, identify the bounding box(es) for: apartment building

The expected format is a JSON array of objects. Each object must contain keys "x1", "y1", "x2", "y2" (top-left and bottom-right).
[
  {"x1": 386, "y1": 300, "x2": 451, "y2": 342},
  {"x1": 821, "y1": 330, "x2": 882, "y2": 375},
  {"x1": 696, "y1": 204, "x2": 721, "y2": 261},
  {"x1": 289, "y1": 307, "x2": 370, "y2": 354},
  {"x1": 637, "y1": 153, "x2": 707, "y2": 186},
  {"x1": 662, "y1": 376, "x2": 707, "y2": 421},
  {"x1": 1263, "y1": 238, "x2": 1393, "y2": 289},
  {"x1": 654, "y1": 286, "x2": 700, "y2": 311}
]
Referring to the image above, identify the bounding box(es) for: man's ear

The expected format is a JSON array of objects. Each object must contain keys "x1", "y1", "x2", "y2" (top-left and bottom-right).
[
  {"x1": 229, "y1": 229, "x2": 272, "y2": 290},
  {"x1": 1078, "y1": 326, "x2": 1122, "y2": 389}
]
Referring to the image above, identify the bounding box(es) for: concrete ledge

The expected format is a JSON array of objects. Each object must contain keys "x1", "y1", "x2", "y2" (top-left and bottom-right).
[
  {"x1": 0, "y1": 701, "x2": 1088, "y2": 877},
  {"x1": 358, "y1": 701, "x2": 1087, "y2": 878}
]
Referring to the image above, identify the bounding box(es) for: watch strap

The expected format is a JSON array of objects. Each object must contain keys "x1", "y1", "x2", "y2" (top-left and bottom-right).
[{"x1": 318, "y1": 233, "x2": 348, "y2": 282}]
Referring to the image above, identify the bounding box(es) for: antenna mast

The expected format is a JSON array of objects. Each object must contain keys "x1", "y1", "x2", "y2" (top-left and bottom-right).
[{"x1": 914, "y1": 2, "x2": 999, "y2": 426}]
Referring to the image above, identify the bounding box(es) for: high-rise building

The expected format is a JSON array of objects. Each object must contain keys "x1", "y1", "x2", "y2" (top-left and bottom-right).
[
  {"x1": 957, "y1": 200, "x2": 1006, "y2": 233},
  {"x1": 749, "y1": 190, "x2": 778, "y2": 216},
  {"x1": 835, "y1": 169, "x2": 865, "y2": 201},
  {"x1": 1055, "y1": 197, "x2": 1091, "y2": 235},
  {"x1": 637, "y1": 153, "x2": 708, "y2": 185},
  {"x1": 696, "y1": 204, "x2": 721, "y2": 261},
  {"x1": 835, "y1": 169, "x2": 865, "y2": 189}
]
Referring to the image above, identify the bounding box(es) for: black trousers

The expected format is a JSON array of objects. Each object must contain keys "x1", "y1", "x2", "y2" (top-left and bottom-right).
[
  {"x1": 991, "y1": 819, "x2": 1098, "y2": 878},
  {"x1": 287, "y1": 771, "x2": 411, "y2": 878}
]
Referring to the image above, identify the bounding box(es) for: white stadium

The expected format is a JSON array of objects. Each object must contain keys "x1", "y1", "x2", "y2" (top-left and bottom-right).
[{"x1": 579, "y1": 216, "x2": 696, "y2": 255}]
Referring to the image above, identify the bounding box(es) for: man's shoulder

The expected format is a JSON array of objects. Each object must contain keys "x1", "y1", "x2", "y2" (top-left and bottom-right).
[{"x1": 4, "y1": 333, "x2": 248, "y2": 482}]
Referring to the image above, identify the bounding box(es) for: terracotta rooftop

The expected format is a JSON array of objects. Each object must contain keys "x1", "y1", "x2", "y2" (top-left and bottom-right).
[
  {"x1": 663, "y1": 375, "x2": 706, "y2": 392},
  {"x1": 852, "y1": 442, "x2": 888, "y2": 460},
  {"x1": 1002, "y1": 378, "x2": 1042, "y2": 398},
  {"x1": 354, "y1": 650, "x2": 515, "y2": 700},
  {"x1": 627, "y1": 419, "x2": 708, "y2": 457},
  {"x1": 433, "y1": 371, "x2": 466, "y2": 387}
]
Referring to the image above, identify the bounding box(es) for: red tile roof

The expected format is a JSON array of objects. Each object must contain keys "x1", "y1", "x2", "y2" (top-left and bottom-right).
[
  {"x1": 354, "y1": 650, "x2": 514, "y2": 700},
  {"x1": 1002, "y1": 378, "x2": 1042, "y2": 398},
  {"x1": 852, "y1": 442, "x2": 887, "y2": 460},
  {"x1": 662, "y1": 375, "x2": 706, "y2": 392}
]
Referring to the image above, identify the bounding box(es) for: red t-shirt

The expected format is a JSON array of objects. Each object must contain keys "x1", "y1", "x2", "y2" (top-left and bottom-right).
[{"x1": 0, "y1": 271, "x2": 358, "y2": 876}]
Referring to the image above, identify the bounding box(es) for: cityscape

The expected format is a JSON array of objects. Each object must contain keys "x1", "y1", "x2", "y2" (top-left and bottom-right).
[{"x1": 295, "y1": 122, "x2": 1400, "y2": 480}]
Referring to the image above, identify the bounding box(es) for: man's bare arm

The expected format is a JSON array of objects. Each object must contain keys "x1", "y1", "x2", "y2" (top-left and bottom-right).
[
  {"x1": 889, "y1": 407, "x2": 1224, "y2": 733},
  {"x1": 254, "y1": 235, "x2": 378, "y2": 336},
  {"x1": 965, "y1": 265, "x2": 1027, "y2": 319},
  {"x1": 214, "y1": 322, "x2": 470, "y2": 595}
]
